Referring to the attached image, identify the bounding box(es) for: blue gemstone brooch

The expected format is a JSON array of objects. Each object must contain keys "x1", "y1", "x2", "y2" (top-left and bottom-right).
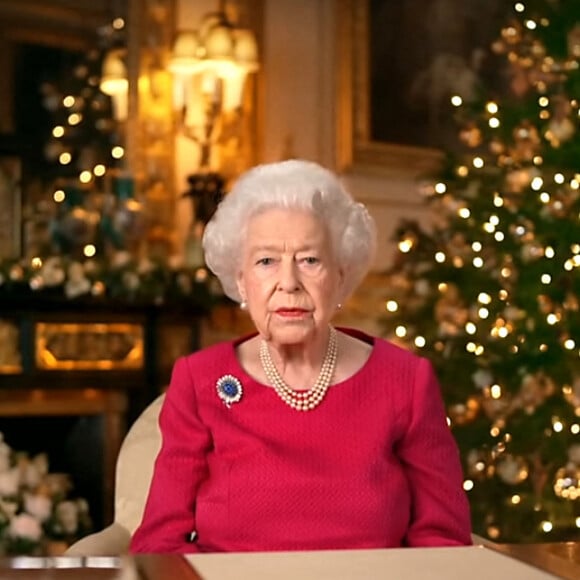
[{"x1": 216, "y1": 374, "x2": 243, "y2": 408}]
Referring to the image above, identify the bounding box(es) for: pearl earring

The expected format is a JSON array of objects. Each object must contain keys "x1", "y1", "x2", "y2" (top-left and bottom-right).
[
  {"x1": 240, "y1": 300, "x2": 247, "y2": 310},
  {"x1": 337, "y1": 303, "x2": 342, "y2": 310}
]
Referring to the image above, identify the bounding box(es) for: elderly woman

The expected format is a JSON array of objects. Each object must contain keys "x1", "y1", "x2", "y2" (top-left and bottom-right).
[{"x1": 129, "y1": 160, "x2": 471, "y2": 553}]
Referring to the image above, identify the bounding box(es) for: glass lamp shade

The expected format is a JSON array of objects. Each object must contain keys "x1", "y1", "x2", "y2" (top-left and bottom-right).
[
  {"x1": 169, "y1": 30, "x2": 204, "y2": 74},
  {"x1": 234, "y1": 29, "x2": 259, "y2": 72},
  {"x1": 100, "y1": 49, "x2": 128, "y2": 96}
]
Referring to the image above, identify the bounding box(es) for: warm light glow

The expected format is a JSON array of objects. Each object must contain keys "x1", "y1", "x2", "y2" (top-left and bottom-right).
[
  {"x1": 434, "y1": 182, "x2": 447, "y2": 194},
  {"x1": 414, "y1": 336, "x2": 426, "y2": 348},
  {"x1": 511, "y1": 495, "x2": 521, "y2": 505},
  {"x1": 486, "y1": 102, "x2": 498, "y2": 114},
  {"x1": 451, "y1": 95, "x2": 463, "y2": 107},
  {"x1": 386, "y1": 300, "x2": 398, "y2": 313},
  {"x1": 458, "y1": 208, "x2": 471, "y2": 219},
  {"x1": 525, "y1": 19, "x2": 537, "y2": 30},
  {"x1": 63, "y1": 95, "x2": 75, "y2": 108},
  {"x1": 435, "y1": 252, "x2": 446, "y2": 263},
  {"x1": 472, "y1": 242, "x2": 482, "y2": 252},
  {"x1": 463, "y1": 480, "x2": 474, "y2": 491},
  {"x1": 83, "y1": 244, "x2": 97, "y2": 257},
  {"x1": 554, "y1": 173, "x2": 565, "y2": 184},
  {"x1": 465, "y1": 322, "x2": 477, "y2": 335},
  {"x1": 494, "y1": 232, "x2": 505, "y2": 242},
  {"x1": 552, "y1": 419, "x2": 564, "y2": 432},
  {"x1": 541, "y1": 521, "x2": 553, "y2": 533},
  {"x1": 489, "y1": 117, "x2": 500, "y2": 128},
  {"x1": 59, "y1": 152, "x2": 72, "y2": 165},
  {"x1": 395, "y1": 325, "x2": 407, "y2": 338},
  {"x1": 539, "y1": 192, "x2": 550, "y2": 203},
  {"x1": 541, "y1": 274, "x2": 552, "y2": 284},
  {"x1": 52, "y1": 126, "x2": 65, "y2": 138},
  {"x1": 112, "y1": 146, "x2": 124, "y2": 159},
  {"x1": 31, "y1": 257, "x2": 43, "y2": 269},
  {"x1": 531, "y1": 177, "x2": 543, "y2": 190},
  {"x1": 473, "y1": 257, "x2": 484, "y2": 268},
  {"x1": 53, "y1": 189, "x2": 66, "y2": 203},
  {"x1": 94, "y1": 164, "x2": 106, "y2": 177},
  {"x1": 493, "y1": 194, "x2": 504, "y2": 207},
  {"x1": 564, "y1": 339, "x2": 576, "y2": 350},
  {"x1": 79, "y1": 171, "x2": 92, "y2": 184},
  {"x1": 68, "y1": 113, "x2": 81, "y2": 125},
  {"x1": 490, "y1": 384, "x2": 502, "y2": 399},
  {"x1": 538, "y1": 96, "x2": 549, "y2": 107},
  {"x1": 478, "y1": 293, "x2": 492, "y2": 304},
  {"x1": 473, "y1": 157, "x2": 484, "y2": 168}
]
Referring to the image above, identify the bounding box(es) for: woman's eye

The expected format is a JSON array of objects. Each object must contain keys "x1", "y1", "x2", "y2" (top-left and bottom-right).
[
  {"x1": 302, "y1": 256, "x2": 319, "y2": 265},
  {"x1": 256, "y1": 257, "x2": 273, "y2": 266}
]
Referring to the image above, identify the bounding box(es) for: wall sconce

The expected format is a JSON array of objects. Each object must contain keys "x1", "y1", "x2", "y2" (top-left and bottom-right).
[
  {"x1": 169, "y1": 1, "x2": 259, "y2": 169},
  {"x1": 100, "y1": 48, "x2": 129, "y2": 122}
]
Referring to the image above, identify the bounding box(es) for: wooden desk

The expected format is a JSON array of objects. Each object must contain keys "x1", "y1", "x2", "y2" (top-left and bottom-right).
[{"x1": 2, "y1": 543, "x2": 579, "y2": 580}]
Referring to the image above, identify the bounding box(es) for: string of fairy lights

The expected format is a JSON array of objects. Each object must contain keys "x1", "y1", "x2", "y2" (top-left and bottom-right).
[{"x1": 383, "y1": 1, "x2": 580, "y2": 541}]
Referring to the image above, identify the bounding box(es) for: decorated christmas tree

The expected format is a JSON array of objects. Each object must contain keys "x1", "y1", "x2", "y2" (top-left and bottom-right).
[{"x1": 382, "y1": 0, "x2": 580, "y2": 543}]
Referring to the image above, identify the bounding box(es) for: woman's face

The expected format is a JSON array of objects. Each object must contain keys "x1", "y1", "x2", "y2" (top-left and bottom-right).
[{"x1": 236, "y1": 208, "x2": 344, "y2": 346}]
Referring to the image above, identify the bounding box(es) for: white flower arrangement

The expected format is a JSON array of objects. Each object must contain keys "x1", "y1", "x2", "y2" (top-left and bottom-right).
[{"x1": 0, "y1": 433, "x2": 92, "y2": 556}]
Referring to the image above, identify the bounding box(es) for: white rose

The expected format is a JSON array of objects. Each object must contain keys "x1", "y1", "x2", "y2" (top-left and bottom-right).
[
  {"x1": 0, "y1": 452, "x2": 10, "y2": 473},
  {"x1": 56, "y1": 500, "x2": 79, "y2": 535},
  {"x1": 22, "y1": 461, "x2": 42, "y2": 489},
  {"x1": 8, "y1": 513, "x2": 43, "y2": 541},
  {"x1": 0, "y1": 498, "x2": 19, "y2": 518},
  {"x1": 24, "y1": 493, "x2": 52, "y2": 522},
  {"x1": 32, "y1": 453, "x2": 49, "y2": 478},
  {"x1": 0, "y1": 467, "x2": 20, "y2": 496}
]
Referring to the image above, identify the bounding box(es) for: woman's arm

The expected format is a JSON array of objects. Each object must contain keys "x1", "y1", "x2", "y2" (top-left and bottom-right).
[
  {"x1": 129, "y1": 356, "x2": 211, "y2": 553},
  {"x1": 398, "y1": 357, "x2": 472, "y2": 547}
]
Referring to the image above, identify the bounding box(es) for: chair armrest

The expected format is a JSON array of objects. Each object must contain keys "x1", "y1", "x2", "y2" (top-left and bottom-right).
[{"x1": 64, "y1": 522, "x2": 131, "y2": 556}]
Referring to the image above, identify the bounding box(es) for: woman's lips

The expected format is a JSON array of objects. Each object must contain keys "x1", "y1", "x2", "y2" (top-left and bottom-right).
[{"x1": 275, "y1": 308, "x2": 308, "y2": 317}]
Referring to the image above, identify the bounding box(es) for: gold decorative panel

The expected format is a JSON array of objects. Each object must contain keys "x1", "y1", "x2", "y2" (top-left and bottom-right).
[
  {"x1": 35, "y1": 322, "x2": 144, "y2": 370},
  {"x1": 0, "y1": 319, "x2": 22, "y2": 373}
]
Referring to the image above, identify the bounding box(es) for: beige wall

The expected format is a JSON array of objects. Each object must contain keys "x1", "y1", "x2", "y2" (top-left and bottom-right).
[{"x1": 176, "y1": 0, "x2": 430, "y2": 273}]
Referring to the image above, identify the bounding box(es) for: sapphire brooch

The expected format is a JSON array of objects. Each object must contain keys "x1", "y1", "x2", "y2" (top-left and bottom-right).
[{"x1": 216, "y1": 374, "x2": 243, "y2": 408}]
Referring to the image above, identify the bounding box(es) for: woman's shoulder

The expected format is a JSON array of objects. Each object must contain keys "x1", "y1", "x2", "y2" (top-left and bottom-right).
[{"x1": 338, "y1": 326, "x2": 424, "y2": 366}]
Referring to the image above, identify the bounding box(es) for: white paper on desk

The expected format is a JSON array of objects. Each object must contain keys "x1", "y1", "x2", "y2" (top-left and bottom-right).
[{"x1": 185, "y1": 546, "x2": 558, "y2": 580}]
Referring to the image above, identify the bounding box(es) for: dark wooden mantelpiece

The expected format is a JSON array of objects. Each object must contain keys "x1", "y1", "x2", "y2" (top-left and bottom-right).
[{"x1": 0, "y1": 291, "x2": 206, "y2": 526}]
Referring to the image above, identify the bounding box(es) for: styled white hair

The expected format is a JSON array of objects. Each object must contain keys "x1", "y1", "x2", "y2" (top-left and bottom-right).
[{"x1": 202, "y1": 159, "x2": 377, "y2": 303}]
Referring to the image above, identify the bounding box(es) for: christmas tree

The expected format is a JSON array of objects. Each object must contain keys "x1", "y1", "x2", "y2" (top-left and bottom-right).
[{"x1": 382, "y1": 0, "x2": 580, "y2": 543}]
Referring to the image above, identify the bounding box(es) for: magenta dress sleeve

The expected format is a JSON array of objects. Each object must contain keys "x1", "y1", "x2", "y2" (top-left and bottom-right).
[
  {"x1": 129, "y1": 357, "x2": 211, "y2": 553},
  {"x1": 398, "y1": 357, "x2": 472, "y2": 547}
]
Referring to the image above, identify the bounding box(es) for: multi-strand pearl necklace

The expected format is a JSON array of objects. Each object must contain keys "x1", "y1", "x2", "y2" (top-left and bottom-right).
[{"x1": 259, "y1": 327, "x2": 338, "y2": 411}]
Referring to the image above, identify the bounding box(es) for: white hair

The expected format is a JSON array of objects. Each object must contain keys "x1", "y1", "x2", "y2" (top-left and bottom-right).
[{"x1": 202, "y1": 159, "x2": 377, "y2": 302}]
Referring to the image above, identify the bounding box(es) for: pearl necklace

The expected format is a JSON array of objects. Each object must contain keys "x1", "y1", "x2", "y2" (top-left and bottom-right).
[{"x1": 259, "y1": 327, "x2": 338, "y2": 411}]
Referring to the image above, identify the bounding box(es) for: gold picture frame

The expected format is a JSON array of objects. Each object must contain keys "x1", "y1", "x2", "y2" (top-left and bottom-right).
[
  {"x1": 35, "y1": 322, "x2": 144, "y2": 371},
  {"x1": 336, "y1": 0, "x2": 504, "y2": 177},
  {"x1": 336, "y1": 0, "x2": 442, "y2": 177}
]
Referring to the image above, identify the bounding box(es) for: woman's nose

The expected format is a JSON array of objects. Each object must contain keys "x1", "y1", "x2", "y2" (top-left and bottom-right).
[{"x1": 278, "y1": 260, "x2": 300, "y2": 292}]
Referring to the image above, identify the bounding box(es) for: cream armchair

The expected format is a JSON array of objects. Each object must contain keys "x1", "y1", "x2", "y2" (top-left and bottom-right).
[{"x1": 65, "y1": 394, "x2": 165, "y2": 556}]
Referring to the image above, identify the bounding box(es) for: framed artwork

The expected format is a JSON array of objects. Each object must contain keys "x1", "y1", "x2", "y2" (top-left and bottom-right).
[
  {"x1": 0, "y1": 155, "x2": 22, "y2": 259},
  {"x1": 336, "y1": 0, "x2": 505, "y2": 176}
]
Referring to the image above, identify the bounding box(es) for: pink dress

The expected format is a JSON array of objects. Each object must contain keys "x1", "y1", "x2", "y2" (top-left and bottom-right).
[{"x1": 130, "y1": 328, "x2": 472, "y2": 553}]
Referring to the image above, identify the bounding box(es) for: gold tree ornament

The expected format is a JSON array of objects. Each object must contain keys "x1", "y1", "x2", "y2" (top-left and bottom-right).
[
  {"x1": 496, "y1": 454, "x2": 529, "y2": 485},
  {"x1": 553, "y1": 465, "x2": 580, "y2": 500}
]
